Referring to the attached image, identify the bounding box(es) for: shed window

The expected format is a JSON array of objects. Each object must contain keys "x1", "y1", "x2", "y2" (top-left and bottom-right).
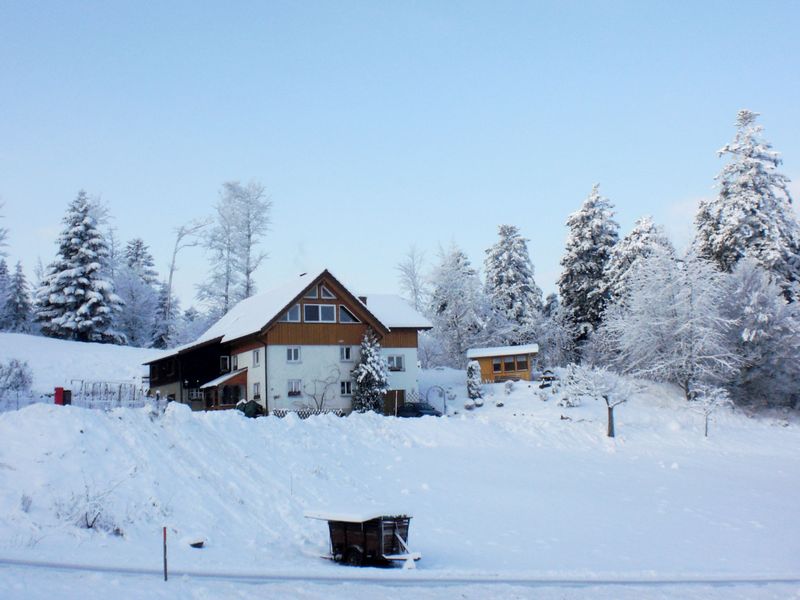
[
  {"x1": 492, "y1": 358, "x2": 502, "y2": 373},
  {"x1": 504, "y1": 356, "x2": 516, "y2": 371},
  {"x1": 516, "y1": 355, "x2": 528, "y2": 371}
]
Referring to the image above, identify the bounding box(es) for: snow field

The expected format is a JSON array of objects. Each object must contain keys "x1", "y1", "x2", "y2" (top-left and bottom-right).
[{"x1": 0, "y1": 374, "x2": 797, "y2": 590}]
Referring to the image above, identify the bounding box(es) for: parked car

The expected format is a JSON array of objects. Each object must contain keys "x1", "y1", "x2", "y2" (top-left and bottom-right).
[{"x1": 397, "y1": 402, "x2": 442, "y2": 418}]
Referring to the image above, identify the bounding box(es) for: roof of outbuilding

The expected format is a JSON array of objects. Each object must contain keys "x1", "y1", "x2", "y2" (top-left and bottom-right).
[{"x1": 466, "y1": 343, "x2": 540, "y2": 359}]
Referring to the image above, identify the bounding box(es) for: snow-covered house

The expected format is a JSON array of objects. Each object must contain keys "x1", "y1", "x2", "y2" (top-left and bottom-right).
[
  {"x1": 465, "y1": 344, "x2": 539, "y2": 383},
  {"x1": 144, "y1": 269, "x2": 431, "y2": 414}
]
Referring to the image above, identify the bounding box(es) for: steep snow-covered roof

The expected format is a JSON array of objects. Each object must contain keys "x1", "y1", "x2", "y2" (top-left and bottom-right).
[
  {"x1": 360, "y1": 294, "x2": 432, "y2": 329},
  {"x1": 194, "y1": 273, "x2": 316, "y2": 346},
  {"x1": 466, "y1": 343, "x2": 539, "y2": 359}
]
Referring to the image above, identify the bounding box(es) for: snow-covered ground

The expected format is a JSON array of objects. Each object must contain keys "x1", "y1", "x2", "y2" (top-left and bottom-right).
[
  {"x1": 0, "y1": 356, "x2": 798, "y2": 598},
  {"x1": 0, "y1": 332, "x2": 162, "y2": 394}
]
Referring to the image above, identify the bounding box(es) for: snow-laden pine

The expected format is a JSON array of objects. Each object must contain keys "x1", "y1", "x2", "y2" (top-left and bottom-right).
[
  {"x1": 4, "y1": 261, "x2": 32, "y2": 333},
  {"x1": 151, "y1": 282, "x2": 180, "y2": 349},
  {"x1": 694, "y1": 110, "x2": 800, "y2": 300},
  {"x1": 557, "y1": 184, "x2": 619, "y2": 350},
  {"x1": 351, "y1": 329, "x2": 389, "y2": 412},
  {"x1": 0, "y1": 259, "x2": 9, "y2": 330},
  {"x1": 721, "y1": 259, "x2": 800, "y2": 407},
  {"x1": 112, "y1": 238, "x2": 160, "y2": 347},
  {"x1": 35, "y1": 191, "x2": 124, "y2": 343},
  {"x1": 466, "y1": 360, "x2": 483, "y2": 400},
  {"x1": 484, "y1": 224, "x2": 543, "y2": 345},
  {"x1": 604, "y1": 216, "x2": 673, "y2": 306}
]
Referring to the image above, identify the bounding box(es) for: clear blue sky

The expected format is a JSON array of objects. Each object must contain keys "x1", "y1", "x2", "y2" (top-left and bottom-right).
[{"x1": 1, "y1": 1, "x2": 798, "y2": 307}]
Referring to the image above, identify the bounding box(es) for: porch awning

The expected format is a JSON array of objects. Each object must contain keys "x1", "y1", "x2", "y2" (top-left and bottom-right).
[{"x1": 199, "y1": 368, "x2": 248, "y2": 389}]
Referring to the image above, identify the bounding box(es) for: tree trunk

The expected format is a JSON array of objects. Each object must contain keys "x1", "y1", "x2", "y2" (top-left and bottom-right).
[{"x1": 606, "y1": 401, "x2": 615, "y2": 438}]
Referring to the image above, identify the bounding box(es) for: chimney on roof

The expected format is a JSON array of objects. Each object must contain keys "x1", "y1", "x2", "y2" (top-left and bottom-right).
[{"x1": 358, "y1": 296, "x2": 367, "y2": 305}]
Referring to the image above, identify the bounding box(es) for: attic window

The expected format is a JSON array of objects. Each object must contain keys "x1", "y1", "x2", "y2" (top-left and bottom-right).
[
  {"x1": 304, "y1": 304, "x2": 336, "y2": 323},
  {"x1": 304, "y1": 287, "x2": 318, "y2": 299},
  {"x1": 279, "y1": 304, "x2": 301, "y2": 322},
  {"x1": 320, "y1": 285, "x2": 336, "y2": 299},
  {"x1": 339, "y1": 305, "x2": 360, "y2": 323}
]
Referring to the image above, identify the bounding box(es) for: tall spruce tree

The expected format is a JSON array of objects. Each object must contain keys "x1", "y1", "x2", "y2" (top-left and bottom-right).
[
  {"x1": 557, "y1": 184, "x2": 619, "y2": 350},
  {"x1": 0, "y1": 259, "x2": 9, "y2": 330},
  {"x1": 604, "y1": 216, "x2": 674, "y2": 306},
  {"x1": 125, "y1": 238, "x2": 159, "y2": 285},
  {"x1": 484, "y1": 225, "x2": 543, "y2": 345},
  {"x1": 151, "y1": 282, "x2": 180, "y2": 349},
  {"x1": 695, "y1": 110, "x2": 800, "y2": 299},
  {"x1": 351, "y1": 329, "x2": 389, "y2": 413},
  {"x1": 4, "y1": 261, "x2": 32, "y2": 333},
  {"x1": 35, "y1": 191, "x2": 124, "y2": 343}
]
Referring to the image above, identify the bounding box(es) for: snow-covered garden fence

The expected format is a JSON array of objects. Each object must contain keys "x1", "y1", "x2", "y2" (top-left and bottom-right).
[
  {"x1": 271, "y1": 408, "x2": 344, "y2": 419},
  {"x1": 69, "y1": 379, "x2": 149, "y2": 410}
]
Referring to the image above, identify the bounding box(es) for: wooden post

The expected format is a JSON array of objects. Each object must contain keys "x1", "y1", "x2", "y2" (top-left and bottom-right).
[{"x1": 163, "y1": 526, "x2": 168, "y2": 581}]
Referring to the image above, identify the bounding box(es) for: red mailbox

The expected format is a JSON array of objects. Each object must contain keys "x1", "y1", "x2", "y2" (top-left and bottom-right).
[{"x1": 54, "y1": 387, "x2": 64, "y2": 405}]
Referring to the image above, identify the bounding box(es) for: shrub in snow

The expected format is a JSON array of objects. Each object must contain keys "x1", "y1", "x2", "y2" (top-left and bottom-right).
[
  {"x1": 0, "y1": 358, "x2": 33, "y2": 409},
  {"x1": 463, "y1": 399, "x2": 475, "y2": 410},
  {"x1": 691, "y1": 384, "x2": 733, "y2": 438},
  {"x1": 563, "y1": 364, "x2": 639, "y2": 438},
  {"x1": 504, "y1": 380, "x2": 514, "y2": 395},
  {"x1": 474, "y1": 397, "x2": 484, "y2": 407},
  {"x1": 466, "y1": 360, "x2": 483, "y2": 400},
  {"x1": 558, "y1": 395, "x2": 581, "y2": 408},
  {"x1": 351, "y1": 329, "x2": 389, "y2": 413}
]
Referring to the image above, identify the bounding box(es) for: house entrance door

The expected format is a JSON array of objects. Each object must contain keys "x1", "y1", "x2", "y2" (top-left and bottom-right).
[{"x1": 383, "y1": 389, "x2": 405, "y2": 416}]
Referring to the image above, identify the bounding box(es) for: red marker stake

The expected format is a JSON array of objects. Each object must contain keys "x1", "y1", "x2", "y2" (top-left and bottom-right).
[{"x1": 163, "y1": 526, "x2": 168, "y2": 582}]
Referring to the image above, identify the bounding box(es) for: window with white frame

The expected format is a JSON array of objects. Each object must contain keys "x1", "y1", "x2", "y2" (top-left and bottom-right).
[
  {"x1": 232, "y1": 354, "x2": 239, "y2": 370},
  {"x1": 286, "y1": 347, "x2": 301, "y2": 363},
  {"x1": 387, "y1": 355, "x2": 405, "y2": 371},
  {"x1": 304, "y1": 304, "x2": 336, "y2": 323},
  {"x1": 304, "y1": 286, "x2": 318, "y2": 299},
  {"x1": 253, "y1": 382, "x2": 261, "y2": 398},
  {"x1": 288, "y1": 379, "x2": 302, "y2": 396},
  {"x1": 340, "y1": 381, "x2": 352, "y2": 396},
  {"x1": 339, "y1": 305, "x2": 360, "y2": 323},
  {"x1": 279, "y1": 304, "x2": 301, "y2": 322},
  {"x1": 252, "y1": 349, "x2": 260, "y2": 366},
  {"x1": 320, "y1": 285, "x2": 336, "y2": 299},
  {"x1": 339, "y1": 346, "x2": 353, "y2": 361}
]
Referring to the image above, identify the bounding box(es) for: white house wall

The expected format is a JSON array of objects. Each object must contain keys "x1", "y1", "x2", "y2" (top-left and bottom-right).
[
  {"x1": 233, "y1": 345, "x2": 267, "y2": 408},
  {"x1": 264, "y1": 344, "x2": 420, "y2": 413}
]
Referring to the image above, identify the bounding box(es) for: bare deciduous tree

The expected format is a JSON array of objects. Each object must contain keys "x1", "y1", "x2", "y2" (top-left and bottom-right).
[{"x1": 397, "y1": 245, "x2": 427, "y2": 312}]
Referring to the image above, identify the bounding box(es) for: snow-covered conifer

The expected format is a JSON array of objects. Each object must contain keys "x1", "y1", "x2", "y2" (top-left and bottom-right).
[
  {"x1": 4, "y1": 261, "x2": 32, "y2": 333},
  {"x1": 695, "y1": 110, "x2": 800, "y2": 299},
  {"x1": 604, "y1": 216, "x2": 673, "y2": 306},
  {"x1": 174, "y1": 306, "x2": 214, "y2": 346},
  {"x1": 557, "y1": 185, "x2": 619, "y2": 350},
  {"x1": 428, "y1": 245, "x2": 488, "y2": 367},
  {"x1": 542, "y1": 293, "x2": 559, "y2": 319},
  {"x1": 722, "y1": 259, "x2": 800, "y2": 407},
  {"x1": 466, "y1": 360, "x2": 483, "y2": 400},
  {"x1": 484, "y1": 225, "x2": 543, "y2": 345},
  {"x1": 125, "y1": 238, "x2": 159, "y2": 285},
  {"x1": 351, "y1": 329, "x2": 389, "y2": 413},
  {"x1": 0, "y1": 259, "x2": 9, "y2": 330},
  {"x1": 151, "y1": 282, "x2": 180, "y2": 349},
  {"x1": 35, "y1": 191, "x2": 124, "y2": 343}
]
